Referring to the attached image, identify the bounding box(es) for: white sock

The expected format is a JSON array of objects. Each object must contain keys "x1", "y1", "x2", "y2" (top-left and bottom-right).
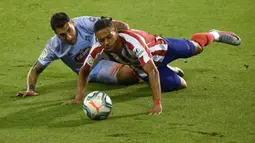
[{"x1": 209, "y1": 31, "x2": 220, "y2": 41}]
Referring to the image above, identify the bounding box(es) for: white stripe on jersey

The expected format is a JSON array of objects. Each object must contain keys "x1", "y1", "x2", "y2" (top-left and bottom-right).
[
  {"x1": 149, "y1": 43, "x2": 168, "y2": 53},
  {"x1": 119, "y1": 33, "x2": 151, "y2": 65},
  {"x1": 152, "y1": 55, "x2": 165, "y2": 62}
]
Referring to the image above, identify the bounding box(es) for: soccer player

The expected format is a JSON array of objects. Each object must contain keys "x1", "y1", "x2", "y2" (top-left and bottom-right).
[
  {"x1": 66, "y1": 18, "x2": 241, "y2": 114},
  {"x1": 16, "y1": 12, "x2": 139, "y2": 97}
]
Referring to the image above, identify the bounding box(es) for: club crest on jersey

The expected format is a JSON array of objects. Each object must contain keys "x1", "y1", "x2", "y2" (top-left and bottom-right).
[
  {"x1": 87, "y1": 55, "x2": 94, "y2": 66},
  {"x1": 39, "y1": 49, "x2": 47, "y2": 60},
  {"x1": 134, "y1": 48, "x2": 144, "y2": 58},
  {"x1": 89, "y1": 17, "x2": 97, "y2": 22}
]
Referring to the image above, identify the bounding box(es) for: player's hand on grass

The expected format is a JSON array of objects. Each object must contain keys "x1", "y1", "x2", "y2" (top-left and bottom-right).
[
  {"x1": 64, "y1": 99, "x2": 82, "y2": 105},
  {"x1": 147, "y1": 102, "x2": 162, "y2": 115},
  {"x1": 16, "y1": 90, "x2": 38, "y2": 97}
]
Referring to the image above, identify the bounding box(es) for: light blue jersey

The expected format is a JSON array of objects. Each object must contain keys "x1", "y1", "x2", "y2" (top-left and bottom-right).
[{"x1": 38, "y1": 16, "x2": 118, "y2": 83}]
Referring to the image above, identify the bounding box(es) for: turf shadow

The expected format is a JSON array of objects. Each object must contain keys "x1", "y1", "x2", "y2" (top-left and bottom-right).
[
  {"x1": 0, "y1": 102, "x2": 82, "y2": 129},
  {"x1": 48, "y1": 112, "x2": 145, "y2": 128}
]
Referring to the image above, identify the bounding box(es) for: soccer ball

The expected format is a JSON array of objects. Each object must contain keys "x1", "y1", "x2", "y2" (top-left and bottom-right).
[{"x1": 83, "y1": 91, "x2": 112, "y2": 120}]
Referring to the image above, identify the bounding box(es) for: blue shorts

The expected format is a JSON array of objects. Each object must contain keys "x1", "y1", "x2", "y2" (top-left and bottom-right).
[
  {"x1": 159, "y1": 38, "x2": 196, "y2": 67},
  {"x1": 142, "y1": 66, "x2": 181, "y2": 92},
  {"x1": 143, "y1": 38, "x2": 196, "y2": 92}
]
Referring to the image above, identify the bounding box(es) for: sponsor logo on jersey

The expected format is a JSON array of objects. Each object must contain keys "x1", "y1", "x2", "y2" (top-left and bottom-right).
[
  {"x1": 89, "y1": 17, "x2": 97, "y2": 22},
  {"x1": 39, "y1": 49, "x2": 47, "y2": 60},
  {"x1": 134, "y1": 48, "x2": 144, "y2": 58},
  {"x1": 75, "y1": 47, "x2": 91, "y2": 63},
  {"x1": 87, "y1": 55, "x2": 94, "y2": 66}
]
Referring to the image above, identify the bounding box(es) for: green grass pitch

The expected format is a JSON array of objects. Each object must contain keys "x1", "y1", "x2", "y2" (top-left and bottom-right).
[{"x1": 0, "y1": 0, "x2": 254, "y2": 142}]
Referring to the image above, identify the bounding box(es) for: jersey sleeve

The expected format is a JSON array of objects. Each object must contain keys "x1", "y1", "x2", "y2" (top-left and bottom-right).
[
  {"x1": 83, "y1": 43, "x2": 104, "y2": 71},
  {"x1": 38, "y1": 37, "x2": 59, "y2": 66}
]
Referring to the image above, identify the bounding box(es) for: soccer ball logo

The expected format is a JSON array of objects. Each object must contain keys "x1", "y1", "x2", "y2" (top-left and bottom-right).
[{"x1": 83, "y1": 91, "x2": 112, "y2": 120}]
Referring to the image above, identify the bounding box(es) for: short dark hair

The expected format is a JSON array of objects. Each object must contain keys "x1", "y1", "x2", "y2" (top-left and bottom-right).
[
  {"x1": 50, "y1": 12, "x2": 70, "y2": 32},
  {"x1": 94, "y1": 18, "x2": 113, "y2": 33}
]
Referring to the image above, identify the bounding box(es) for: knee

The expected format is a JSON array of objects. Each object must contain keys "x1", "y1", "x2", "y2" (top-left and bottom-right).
[
  {"x1": 191, "y1": 41, "x2": 203, "y2": 55},
  {"x1": 179, "y1": 77, "x2": 187, "y2": 89},
  {"x1": 160, "y1": 77, "x2": 187, "y2": 92}
]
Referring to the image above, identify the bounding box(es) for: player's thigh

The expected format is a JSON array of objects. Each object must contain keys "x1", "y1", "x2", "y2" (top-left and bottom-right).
[
  {"x1": 158, "y1": 66, "x2": 182, "y2": 92},
  {"x1": 117, "y1": 65, "x2": 139, "y2": 85},
  {"x1": 163, "y1": 38, "x2": 196, "y2": 63}
]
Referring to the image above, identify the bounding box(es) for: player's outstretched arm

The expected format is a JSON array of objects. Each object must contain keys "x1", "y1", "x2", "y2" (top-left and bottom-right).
[
  {"x1": 112, "y1": 20, "x2": 129, "y2": 31},
  {"x1": 64, "y1": 65, "x2": 90, "y2": 104},
  {"x1": 142, "y1": 60, "x2": 162, "y2": 115},
  {"x1": 16, "y1": 61, "x2": 46, "y2": 97}
]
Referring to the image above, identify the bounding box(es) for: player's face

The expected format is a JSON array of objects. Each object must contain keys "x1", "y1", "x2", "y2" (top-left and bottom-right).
[
  {"x1": 95, "y1": 27, "x2": 118, "y2": 52},
  {"x1": 55, "y1": 21, "x2": 77, "y2": 45}
]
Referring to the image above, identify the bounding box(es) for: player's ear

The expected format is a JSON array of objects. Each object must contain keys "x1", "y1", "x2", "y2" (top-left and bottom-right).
[
  {"x1": 111, "y1": 31, "x2": 117, "y2": 36},
  {"x1": 114, "y1": 27, "x2": 118, "y2": 33}
]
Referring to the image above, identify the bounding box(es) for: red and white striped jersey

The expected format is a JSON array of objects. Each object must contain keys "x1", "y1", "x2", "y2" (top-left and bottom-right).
[{"x1": 83, "y1": 29, "x2": 168, "y2": 78}]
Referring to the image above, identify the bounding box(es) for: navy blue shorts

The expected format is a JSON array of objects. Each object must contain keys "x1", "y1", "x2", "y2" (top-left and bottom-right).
[
  {"x1": 159, "y1": 38, "x2": 196, "y2": 67},
  {"x1": 143, "y1": 38, "x2": 196, "y2": 92}
]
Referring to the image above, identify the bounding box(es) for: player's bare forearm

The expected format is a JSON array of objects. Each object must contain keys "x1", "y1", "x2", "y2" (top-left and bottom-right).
[
  {"x1": 75, "y1": 66, "x2": 90, "y2": 101},
  {"x1": 143, "y1": 60, "x2": 161, "y2": 101},
  {"x1": 148, "y1": 68, "x2": 161, "y2": 101},
  {"x1": 27, "y1": 67, "x2": 37, "y2": 91},
  {"x1": 112, "y1": 20, "x2": 129, "y2": 31},
  {"x1": 27, "y1": 61, "x2": 45, "y2": 91}
]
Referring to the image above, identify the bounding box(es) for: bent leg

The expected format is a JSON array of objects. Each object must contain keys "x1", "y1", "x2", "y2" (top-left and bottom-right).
[
  {"x1": 158, "y1": 66, "x2": 187, "y2": 92},
  {"x1": 190, "y1": 30, "x2": 241, "y2": 54},
  {"x1": 160, "y1": 38, "x2": 198, "y2": 66},
  {"x1": 190, "y1": 32, "x2": 215, "y2": 54}
]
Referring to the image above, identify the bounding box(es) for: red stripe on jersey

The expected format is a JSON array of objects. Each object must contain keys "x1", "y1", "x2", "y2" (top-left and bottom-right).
[
  {"x1": 127, "y1": 30, "x2": 167, "y2": 48},
  {"x1": 131, "y1": 30, "x2": 155, "y2": 45},
  {"x1": 120, "y1": 36, "x2": 152, "y2": 59},
  {"x1": 90, "y1": 46, "x2": 104, "y2": 58},
  {"x1": 139, "y1": 57, "x2": 146, "y2": 66},
  {"x1": 122, "y1": 39, "x2": 135, "y2": 52},
  {"x1": 84, "y1": 63, "x2": 91, "y2": 70},
  {"x1": 147, "y1": 38, "x2": 167, "y2": 47}
]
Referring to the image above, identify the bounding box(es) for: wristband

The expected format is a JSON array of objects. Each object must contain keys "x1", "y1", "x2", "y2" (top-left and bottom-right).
[{"x1": 154, "y1": 99, "x2": 161, "y2": 105}]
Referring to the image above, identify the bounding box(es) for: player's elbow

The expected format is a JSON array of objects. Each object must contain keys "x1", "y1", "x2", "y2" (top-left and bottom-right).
[
  {"x1": 30, "y1": 66, "x2": 41, "y2": 76},
  {"x1": 79, "y1": 66, "x2": 88, "y2": 76}
]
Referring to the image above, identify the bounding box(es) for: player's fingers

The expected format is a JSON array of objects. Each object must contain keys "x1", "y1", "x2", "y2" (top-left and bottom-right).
[
  {"x1": 110, "y1": 65, "x2": 117, "y2": 74},
  {"x1": 33, "y1": 92, "x2": 39, "y2": 96},
  {"x1": 63, "y1": 101, "x2": 72, "y2": 105},
  {"x1": 62, "y1": 102, "x2": 69, "y2": 105},
  {"x1": 110, "y1": 67, "x2": 118, "y2": 75},
  {"x1": 110, "y1": 64, "x2": 121, "y2": 75},
  {"x1": 109, "y1": 69, "x2": 114, "y2": 75},
  {"x1": 147, "y1": 110, "x2": 154, "y2": 115},
  {"x1": 22, "y1": 91, "x2": 28, "y2": 97},
  {"x1": 16, "y1": 92, "x2": 24, "y2": 96},
  {"x1": 148, "y1": 111, "x2": 161, "y2": 115}
]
